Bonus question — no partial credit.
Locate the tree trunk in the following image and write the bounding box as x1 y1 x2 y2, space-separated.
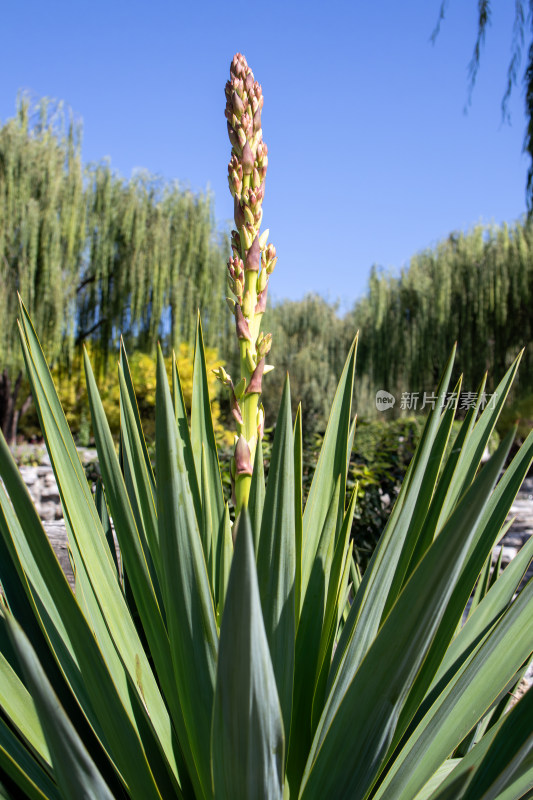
0 369 32 445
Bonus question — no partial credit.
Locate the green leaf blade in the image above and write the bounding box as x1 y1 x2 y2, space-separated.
301 337 357 602
190 315 224 597
257 376 296 748
301 441 509 800
156 346 218 800
212 511 284 800
6 616 116 800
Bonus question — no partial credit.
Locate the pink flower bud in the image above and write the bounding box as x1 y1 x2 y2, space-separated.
241 141 254 175
235 435 253 476
232 91 244 117
231 398 243 425
227 122 239 148
245 358 265 395
229 253 244 280
255 283 268 313
265 243 276 261
231 231 240 252
246 236 261 271
234 197 245 229
241 113 252 139
235 304 252 341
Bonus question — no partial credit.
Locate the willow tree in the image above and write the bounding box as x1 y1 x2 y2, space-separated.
0 100 85 443
353 220 533 404
0 99 230 443
260 294 351 432
79 166 229 365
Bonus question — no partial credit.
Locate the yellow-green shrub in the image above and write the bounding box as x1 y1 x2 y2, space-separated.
23 343 232 447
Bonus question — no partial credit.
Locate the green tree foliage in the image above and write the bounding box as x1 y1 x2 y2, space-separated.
260 294 351 432
81 166 230 361
246 220 533 437
0 100 85 442
0 98 230 442
353 221 533 406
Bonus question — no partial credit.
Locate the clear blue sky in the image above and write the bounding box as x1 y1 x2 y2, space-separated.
1 1 528 312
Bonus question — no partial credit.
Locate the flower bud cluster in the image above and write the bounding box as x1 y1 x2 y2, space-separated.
225 60 276 316
263 243 277 275
256 332 272 360
225 53 269 256
227 253 244 305
222 54 277 508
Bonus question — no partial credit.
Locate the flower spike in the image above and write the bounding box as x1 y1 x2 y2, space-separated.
225 53 276 514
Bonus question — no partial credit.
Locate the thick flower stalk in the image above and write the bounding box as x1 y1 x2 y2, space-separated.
217 53 277 514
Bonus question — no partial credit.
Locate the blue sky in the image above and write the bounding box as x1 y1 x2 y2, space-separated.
1 1 529 311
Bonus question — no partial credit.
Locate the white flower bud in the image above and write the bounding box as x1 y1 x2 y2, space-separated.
245 347 256 373
259 229 270 249
257 268 268 293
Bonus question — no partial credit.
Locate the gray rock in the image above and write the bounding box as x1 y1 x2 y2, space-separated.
42 521 73 587
28 488 40 504
41 489 60 504
19 466 38 486
79 448 98 464
499 534 525 549
493 546 519 564
44 471 57 487
37 502 58 522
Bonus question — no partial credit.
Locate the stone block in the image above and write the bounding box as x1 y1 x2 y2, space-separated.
37 502 58 522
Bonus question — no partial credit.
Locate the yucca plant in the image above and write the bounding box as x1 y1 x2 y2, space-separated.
0 53 533 800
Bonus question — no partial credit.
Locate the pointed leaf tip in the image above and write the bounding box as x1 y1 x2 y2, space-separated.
212 511 285 798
